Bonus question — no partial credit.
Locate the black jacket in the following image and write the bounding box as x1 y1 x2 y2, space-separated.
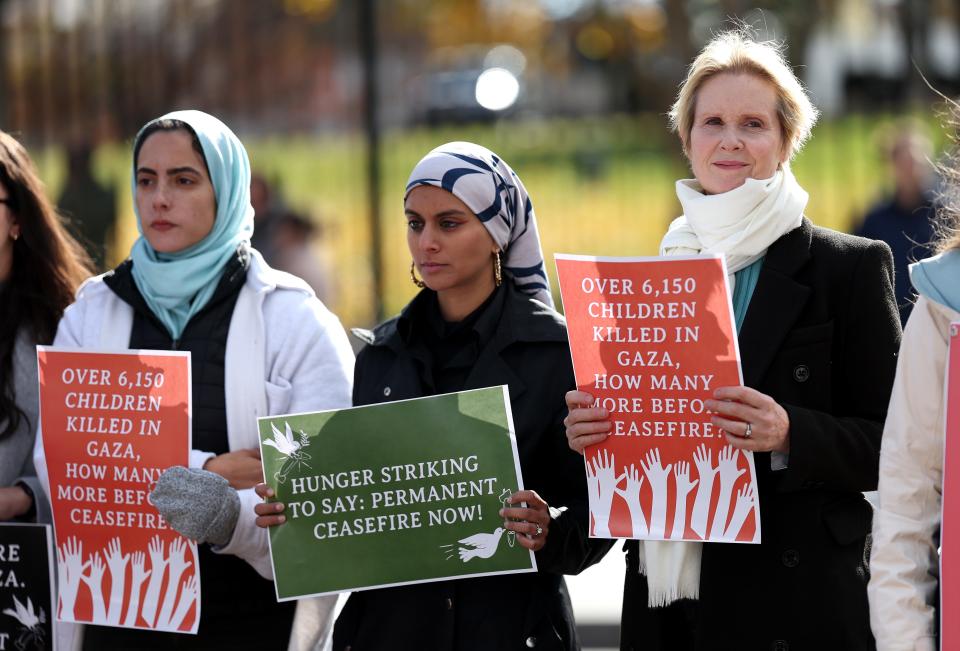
620 220 901 651
333 283 603 651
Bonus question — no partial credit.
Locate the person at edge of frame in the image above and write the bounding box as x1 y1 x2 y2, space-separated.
868 100 960 651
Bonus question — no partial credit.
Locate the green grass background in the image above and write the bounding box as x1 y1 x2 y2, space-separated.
31 113 950 328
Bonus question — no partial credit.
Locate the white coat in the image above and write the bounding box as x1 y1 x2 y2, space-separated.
33 250 354 651
869 295 960 651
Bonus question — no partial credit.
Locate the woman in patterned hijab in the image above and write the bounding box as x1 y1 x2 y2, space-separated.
256 141 600 651
403 141 553 307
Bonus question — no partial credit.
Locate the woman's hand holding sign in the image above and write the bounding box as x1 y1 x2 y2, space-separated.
204 448 264 490
500 490 551 552
705 386 790 454
563 390 610 453
254 483 286 528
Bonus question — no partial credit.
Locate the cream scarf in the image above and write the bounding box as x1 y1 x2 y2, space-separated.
661 166 808 293
639 166 807 607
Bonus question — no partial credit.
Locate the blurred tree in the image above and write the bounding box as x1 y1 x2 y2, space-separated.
0 0 359 143
899 0 933 101
0 0 9 127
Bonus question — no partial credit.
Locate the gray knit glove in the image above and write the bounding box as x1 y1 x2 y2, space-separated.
150 466 240 546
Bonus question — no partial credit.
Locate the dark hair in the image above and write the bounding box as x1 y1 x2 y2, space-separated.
133 119 208 174
0 131 94 439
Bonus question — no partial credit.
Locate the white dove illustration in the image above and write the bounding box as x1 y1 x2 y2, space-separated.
262 422 302 456
453 527 505 562
3 594 43 629
262 422 313 483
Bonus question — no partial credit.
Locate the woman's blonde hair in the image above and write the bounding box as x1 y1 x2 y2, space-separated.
669 29 819 161
936 99 960 252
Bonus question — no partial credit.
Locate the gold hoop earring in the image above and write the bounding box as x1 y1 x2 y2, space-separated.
410 261 426 288
494 251 502 287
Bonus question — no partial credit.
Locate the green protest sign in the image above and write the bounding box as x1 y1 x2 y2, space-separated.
257 385 536 600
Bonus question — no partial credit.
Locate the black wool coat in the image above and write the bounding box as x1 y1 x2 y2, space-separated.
333 283 604 651
619 219 902 651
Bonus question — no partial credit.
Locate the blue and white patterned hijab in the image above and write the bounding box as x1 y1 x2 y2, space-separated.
405 141 553 308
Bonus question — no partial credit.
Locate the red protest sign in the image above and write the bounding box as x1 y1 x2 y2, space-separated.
37 348 199 633
555 254 760 543
942 324 960 647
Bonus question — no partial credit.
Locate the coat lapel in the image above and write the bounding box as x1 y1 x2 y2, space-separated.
463 290 528 400
368 283 568 404
738 219 813 387
463 344 527 401
379 359 426 402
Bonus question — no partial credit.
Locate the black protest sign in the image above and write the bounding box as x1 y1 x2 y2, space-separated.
0 524 55 651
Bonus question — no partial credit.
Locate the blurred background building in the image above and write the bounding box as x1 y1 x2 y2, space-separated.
1 3 956 643
2 0 958 326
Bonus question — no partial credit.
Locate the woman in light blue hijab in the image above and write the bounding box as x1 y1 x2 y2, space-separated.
128 109 255 341
35 110 355 650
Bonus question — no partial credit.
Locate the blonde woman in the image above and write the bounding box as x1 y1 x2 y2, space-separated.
564 30 901 650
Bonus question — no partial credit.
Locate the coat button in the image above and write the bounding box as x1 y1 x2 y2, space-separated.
446 597 453 610
383 386 391 397
792 365 810 382
781 549 800 568
772 640 789 651
525 637 537 648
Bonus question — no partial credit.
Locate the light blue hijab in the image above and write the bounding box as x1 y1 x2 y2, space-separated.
129 110 254 340
910 248 960 313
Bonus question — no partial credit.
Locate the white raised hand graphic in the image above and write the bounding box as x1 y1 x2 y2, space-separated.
670 461 699 540
640 449 672 537
141 536 169 628
79 552 107 623
57 537 89 620
156 537 192 629
123 551 152 628
103 537 129 625
613 464 648 537
724 483 757 540
586 449 623 538
690 444 718 540
170 574 199 630
709 445 746 539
